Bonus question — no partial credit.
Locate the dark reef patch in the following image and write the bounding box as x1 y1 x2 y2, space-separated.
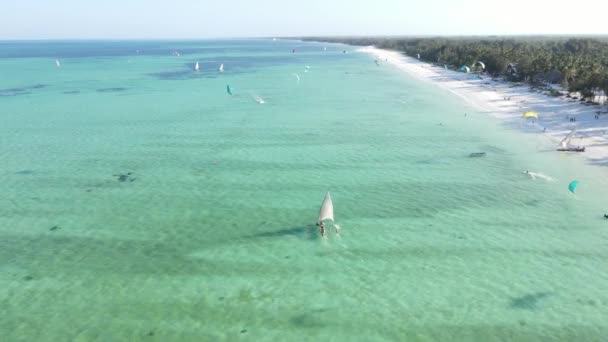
0 84 47 96
149 70 219 81
113 172 136 182
510 292 552 310
96 87 128 93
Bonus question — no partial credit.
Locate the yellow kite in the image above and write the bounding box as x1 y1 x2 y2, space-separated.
522 111 538 119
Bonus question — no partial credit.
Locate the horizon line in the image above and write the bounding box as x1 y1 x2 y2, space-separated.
1 33 608 42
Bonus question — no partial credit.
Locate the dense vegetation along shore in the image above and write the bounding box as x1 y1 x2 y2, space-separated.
305 37 608 102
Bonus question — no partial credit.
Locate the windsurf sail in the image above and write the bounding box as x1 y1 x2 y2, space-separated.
55 59 61 68
219 64 224 72
226 85 233 95
194 62 200 71
559 129 577 149
318 192 334 223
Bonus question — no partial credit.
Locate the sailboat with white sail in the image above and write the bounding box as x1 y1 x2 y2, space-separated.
557 128 585 152
318 192 334 224
194 62 200 71
318 192 339 236
219 64 224 72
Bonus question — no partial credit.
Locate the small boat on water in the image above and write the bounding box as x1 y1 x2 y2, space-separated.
317 192 338 237
194 62 200 71
219 64 224 72
318 192 334 225
557 128 585 152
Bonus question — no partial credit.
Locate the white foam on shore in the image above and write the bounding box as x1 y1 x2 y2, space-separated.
359 46 608 163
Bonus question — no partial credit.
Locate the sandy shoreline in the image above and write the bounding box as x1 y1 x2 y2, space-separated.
358 46 608 165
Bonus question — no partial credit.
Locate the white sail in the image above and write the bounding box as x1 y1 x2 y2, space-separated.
219 64 224 72
253 95 265 104
559 128 577 148
194 62 200 71
318 192 334 223
292 73 300 84
55 59 61 68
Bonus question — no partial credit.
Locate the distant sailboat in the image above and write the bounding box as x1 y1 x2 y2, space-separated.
55 59 61 68
557 128 585 152
194 62 200 71
219 64 224 72
292 73 300 84
318 192 334 225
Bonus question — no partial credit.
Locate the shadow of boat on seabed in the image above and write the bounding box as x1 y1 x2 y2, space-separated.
244 225 318 241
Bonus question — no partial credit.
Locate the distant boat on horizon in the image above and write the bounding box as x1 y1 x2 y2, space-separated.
219 63 224 72
194 62 200 71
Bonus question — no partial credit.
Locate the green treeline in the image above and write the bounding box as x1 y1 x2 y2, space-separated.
305 37 608 101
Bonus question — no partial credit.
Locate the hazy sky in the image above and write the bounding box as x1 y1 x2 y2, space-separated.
2 0 608 39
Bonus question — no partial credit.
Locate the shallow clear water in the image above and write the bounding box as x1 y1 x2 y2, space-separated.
2 40 608 341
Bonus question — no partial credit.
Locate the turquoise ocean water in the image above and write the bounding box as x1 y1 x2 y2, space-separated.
2 40 608 341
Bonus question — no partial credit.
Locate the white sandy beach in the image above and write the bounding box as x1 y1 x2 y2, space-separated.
359 46 608 165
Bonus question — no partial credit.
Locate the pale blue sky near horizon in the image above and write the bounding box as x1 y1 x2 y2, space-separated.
1 0 608 40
